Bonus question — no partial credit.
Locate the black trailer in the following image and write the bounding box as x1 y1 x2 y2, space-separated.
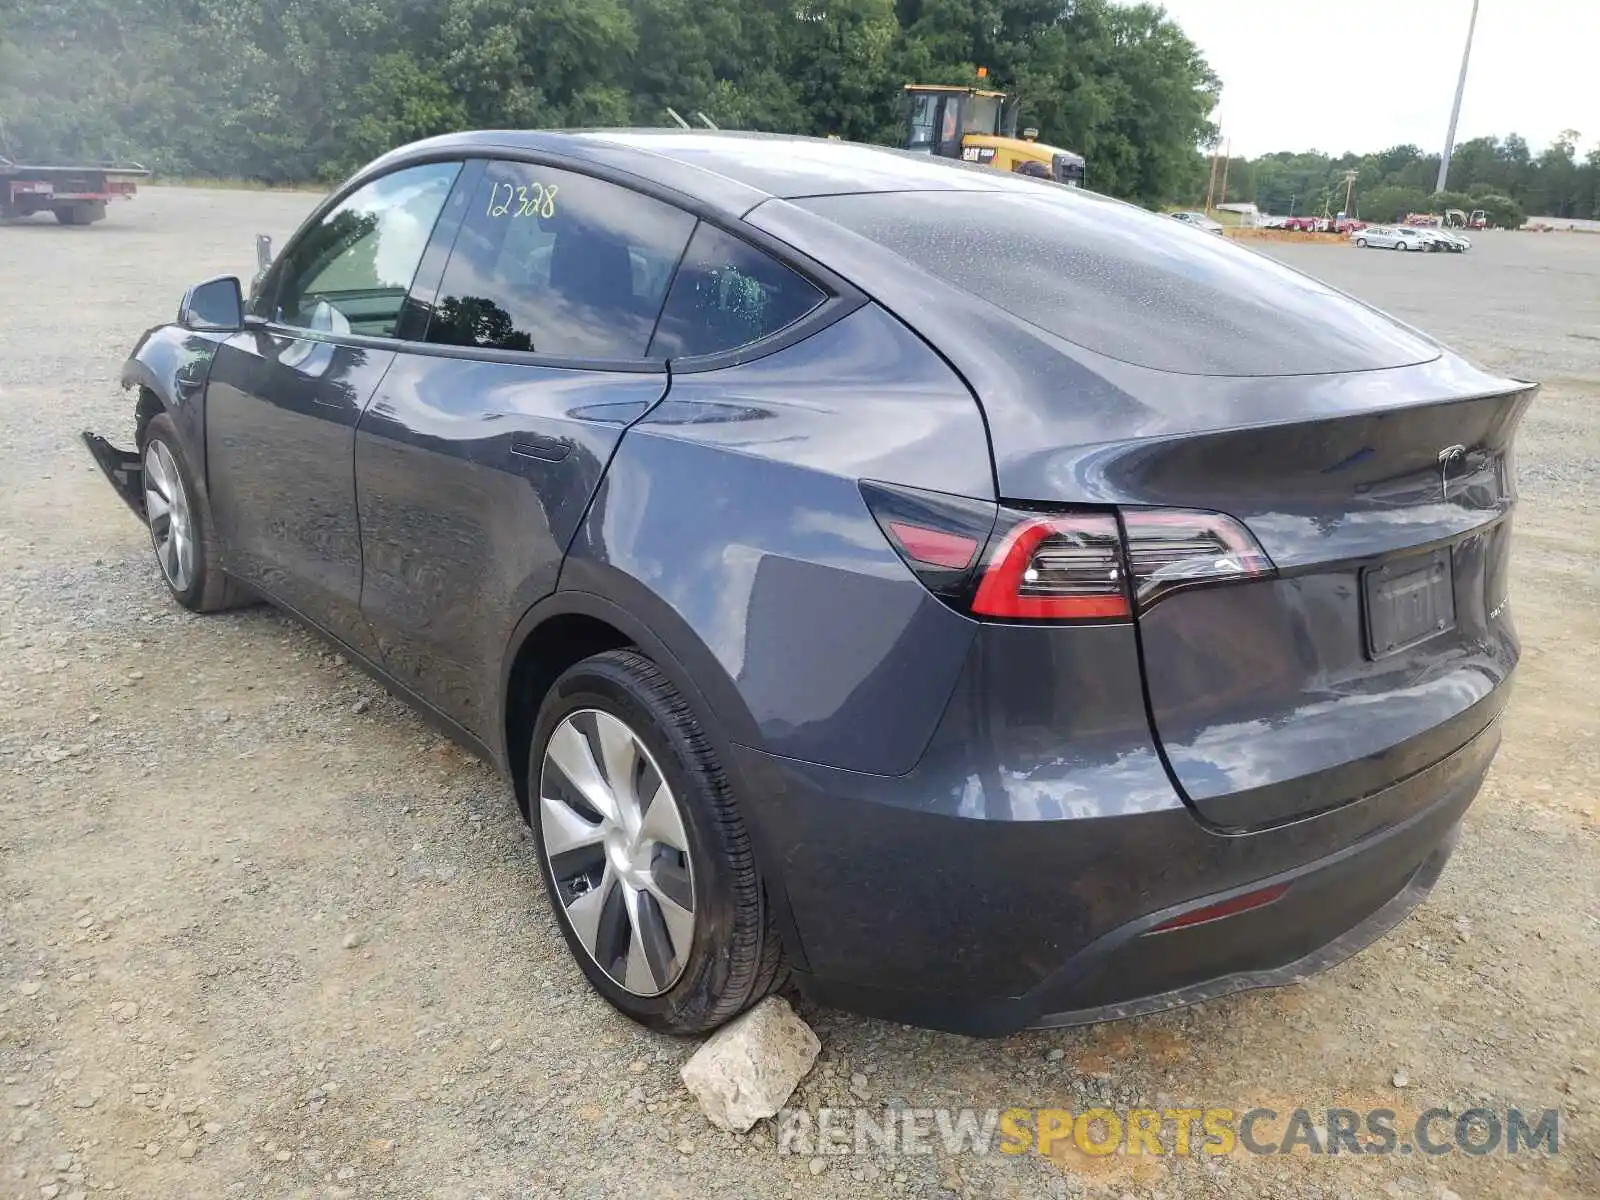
0 158 149 225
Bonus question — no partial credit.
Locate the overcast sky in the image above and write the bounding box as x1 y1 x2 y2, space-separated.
1152 0 1599 159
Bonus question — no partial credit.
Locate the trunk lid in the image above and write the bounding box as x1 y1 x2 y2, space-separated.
1110 380 1530 829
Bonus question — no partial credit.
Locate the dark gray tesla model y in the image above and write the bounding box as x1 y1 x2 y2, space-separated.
87 132 1532 1036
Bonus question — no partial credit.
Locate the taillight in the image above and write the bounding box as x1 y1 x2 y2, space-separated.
862 482 1274 622
1119 508 1274 609
970 513 1129 620
859 481 998 606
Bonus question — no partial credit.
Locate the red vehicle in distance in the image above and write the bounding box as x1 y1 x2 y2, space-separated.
1277 215 1365 234
0 157 148 225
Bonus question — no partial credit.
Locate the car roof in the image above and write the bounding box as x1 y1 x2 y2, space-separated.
375 128 1056 219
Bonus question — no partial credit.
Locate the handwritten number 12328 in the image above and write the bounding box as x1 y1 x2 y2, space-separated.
486 181 558 219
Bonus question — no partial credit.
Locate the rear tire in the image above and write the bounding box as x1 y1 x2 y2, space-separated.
53 202 105 226
138 413 252 613
529 649 786 1035
1356 238 1368 248
1394 241 1408 251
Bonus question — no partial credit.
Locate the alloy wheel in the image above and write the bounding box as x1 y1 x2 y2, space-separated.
143 439 195 593
539 709 697 997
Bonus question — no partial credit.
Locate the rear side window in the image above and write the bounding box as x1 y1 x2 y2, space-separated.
648 224 825 359
425 162 696 358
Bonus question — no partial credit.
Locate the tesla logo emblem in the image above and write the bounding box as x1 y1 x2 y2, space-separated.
1437 444 1467 500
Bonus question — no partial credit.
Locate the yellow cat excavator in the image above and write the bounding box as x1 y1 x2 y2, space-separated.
901 83 1086 186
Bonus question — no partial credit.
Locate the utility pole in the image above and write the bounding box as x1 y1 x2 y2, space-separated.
1205 143 1220 212
1342 169 1359 216
1218 139 1232 208
1436 0 1481 192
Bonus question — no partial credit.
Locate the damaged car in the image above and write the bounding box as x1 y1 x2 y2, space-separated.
89 132 1532 1036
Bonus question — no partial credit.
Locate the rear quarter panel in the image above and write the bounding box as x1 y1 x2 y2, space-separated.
562 303 994 775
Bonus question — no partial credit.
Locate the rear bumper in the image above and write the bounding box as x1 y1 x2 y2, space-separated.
745 714 1497 1036
1034 822 1455 1027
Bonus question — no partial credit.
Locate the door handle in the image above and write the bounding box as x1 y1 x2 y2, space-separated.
510 435 572 463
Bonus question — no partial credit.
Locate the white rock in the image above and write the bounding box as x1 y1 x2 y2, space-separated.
679 996 820 1132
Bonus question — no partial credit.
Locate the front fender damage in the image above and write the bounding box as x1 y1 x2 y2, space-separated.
81 431 146 523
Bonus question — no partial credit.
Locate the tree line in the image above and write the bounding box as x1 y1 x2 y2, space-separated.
1216 132 1600 227
0 0 1219 206
1 0 1588 223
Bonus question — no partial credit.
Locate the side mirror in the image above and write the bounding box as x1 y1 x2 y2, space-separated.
178 276 244 332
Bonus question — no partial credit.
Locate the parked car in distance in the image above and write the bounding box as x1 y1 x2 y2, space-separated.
87 131 1531 1038
1352 225 1432 251
1169 210 1224 234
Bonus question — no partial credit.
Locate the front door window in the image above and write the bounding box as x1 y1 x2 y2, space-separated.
267 161 461 338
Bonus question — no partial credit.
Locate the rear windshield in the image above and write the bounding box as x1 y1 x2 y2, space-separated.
796 190 1438 376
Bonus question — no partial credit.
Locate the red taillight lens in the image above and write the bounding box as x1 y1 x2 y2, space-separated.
884 521 980 570
859 481 999 609
971 513 1130 621
1120 508 1274 610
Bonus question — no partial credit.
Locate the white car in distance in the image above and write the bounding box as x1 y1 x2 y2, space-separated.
1352 225 1432 251
1169 210 1225 234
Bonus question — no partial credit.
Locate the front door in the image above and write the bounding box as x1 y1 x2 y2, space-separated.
204 160 462 656
354 159 699 737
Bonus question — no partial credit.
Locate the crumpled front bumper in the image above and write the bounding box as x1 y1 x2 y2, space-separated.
81 431 145 521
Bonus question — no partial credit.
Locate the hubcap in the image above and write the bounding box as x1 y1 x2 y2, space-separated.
143 440 195 593
538 709 696 997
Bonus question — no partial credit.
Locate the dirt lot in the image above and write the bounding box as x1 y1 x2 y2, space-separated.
2 189 1597 1200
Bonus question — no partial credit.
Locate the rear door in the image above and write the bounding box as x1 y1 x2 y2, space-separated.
205 160 462 656
353 159 696 737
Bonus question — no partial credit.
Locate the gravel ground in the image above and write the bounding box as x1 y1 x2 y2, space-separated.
1 189 1597 1200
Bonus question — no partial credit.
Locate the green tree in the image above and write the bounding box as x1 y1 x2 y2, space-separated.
2 0 1580 220
1361 185 1428 223
1473 193 1526 229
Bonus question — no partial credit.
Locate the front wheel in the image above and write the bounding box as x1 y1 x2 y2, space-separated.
139 413 250 612
1356 237 1368 247
530 649 786 1034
